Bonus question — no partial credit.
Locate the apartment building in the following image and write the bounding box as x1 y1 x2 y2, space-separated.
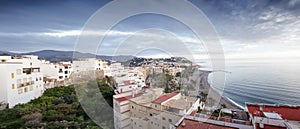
0 55 44 108
40 60 73 81
105 63 128 78
73 58 107 73
113 87 200 129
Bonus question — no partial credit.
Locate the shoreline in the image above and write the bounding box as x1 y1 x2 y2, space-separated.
198 69 244 110
222 96 245 110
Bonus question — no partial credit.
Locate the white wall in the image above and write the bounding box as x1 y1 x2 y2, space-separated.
40 61 73 81
73 58 106 73
0 56 44 108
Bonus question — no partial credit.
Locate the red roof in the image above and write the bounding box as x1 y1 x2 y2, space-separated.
118 80 135 87
119 80 135 86
115 93 143 102
153 92 180 104
142 86 151 89
177 119 236 129
190 111 196 116
246 103 300 121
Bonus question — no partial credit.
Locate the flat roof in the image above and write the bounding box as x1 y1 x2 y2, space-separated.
284 121 300 129
176 119 237 129
246 103 300 121
263 112 283 119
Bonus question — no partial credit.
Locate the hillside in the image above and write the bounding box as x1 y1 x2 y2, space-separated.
0 50 135 63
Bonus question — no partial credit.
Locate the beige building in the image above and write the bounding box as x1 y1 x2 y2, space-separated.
113 87 200 129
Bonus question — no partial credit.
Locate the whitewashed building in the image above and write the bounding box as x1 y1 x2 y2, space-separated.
0 55 44 108
73 58 108 73
40 60 73 81
104 63 127 77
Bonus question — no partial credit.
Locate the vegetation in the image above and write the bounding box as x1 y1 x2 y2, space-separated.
0 78 115 129
0 53 10 56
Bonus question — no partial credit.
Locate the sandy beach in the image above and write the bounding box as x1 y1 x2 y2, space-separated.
198 70 244 110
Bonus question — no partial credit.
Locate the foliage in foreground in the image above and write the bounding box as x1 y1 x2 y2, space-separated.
0 79 114 129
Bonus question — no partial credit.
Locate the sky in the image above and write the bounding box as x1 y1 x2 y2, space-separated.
0 0 300 60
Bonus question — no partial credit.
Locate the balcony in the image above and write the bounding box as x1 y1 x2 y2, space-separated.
26 81 34 86
17 81 34 88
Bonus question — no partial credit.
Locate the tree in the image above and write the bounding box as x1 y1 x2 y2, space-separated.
0 53 10 56
221 103 227 108
175 72 181 77
200 92 208 102
22 113 42 128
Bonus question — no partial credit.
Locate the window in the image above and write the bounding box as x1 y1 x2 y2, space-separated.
162 117 165 120
16 69 22 75
23 78 27 85
11 73 14 79
18 88 23 94
132 106 134 109
168 119 172 122
162 126 166 129
149 113 153 116
24 87 28 92
29 86 33 91
12 84 15 89
17 79 22 88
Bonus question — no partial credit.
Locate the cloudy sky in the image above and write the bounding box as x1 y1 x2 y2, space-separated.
0 0 300 59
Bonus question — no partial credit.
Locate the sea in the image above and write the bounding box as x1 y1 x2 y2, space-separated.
199 58 300 108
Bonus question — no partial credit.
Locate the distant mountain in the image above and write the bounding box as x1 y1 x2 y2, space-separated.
0 51 18 56
24 50 96 62
0 50 136 63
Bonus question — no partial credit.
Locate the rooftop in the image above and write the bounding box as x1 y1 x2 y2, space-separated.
170 98 191 110
152 92 180 104
284 121 300 129
176 119 237 129
246 103 300 121
115 93 144 102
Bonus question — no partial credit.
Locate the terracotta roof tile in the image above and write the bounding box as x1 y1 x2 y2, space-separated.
246 104 300 121
153 92 179 104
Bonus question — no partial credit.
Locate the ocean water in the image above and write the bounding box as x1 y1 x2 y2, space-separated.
203 58 300 107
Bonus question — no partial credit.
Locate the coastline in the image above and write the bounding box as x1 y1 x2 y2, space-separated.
198 69 244 110
221 96 245 110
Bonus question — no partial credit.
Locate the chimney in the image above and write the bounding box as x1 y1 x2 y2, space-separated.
259 105 263 111
132 88 135 97
181 121 186 127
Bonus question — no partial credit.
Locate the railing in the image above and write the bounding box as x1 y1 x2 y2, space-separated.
17 81 35 88
17 83 22 87
26 81 34 85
